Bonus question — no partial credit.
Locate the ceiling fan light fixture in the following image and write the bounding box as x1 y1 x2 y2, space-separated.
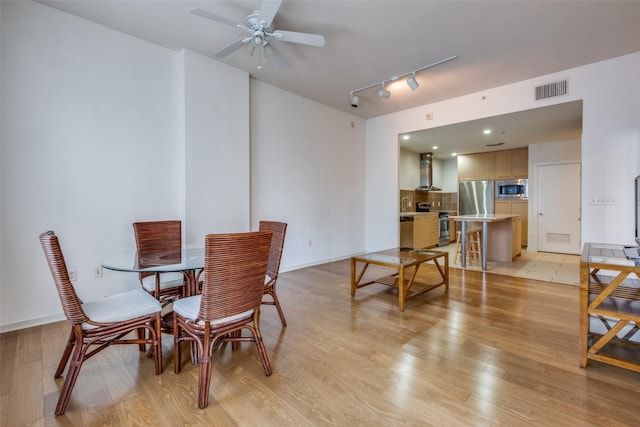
378 84 391 99
245 43 257 56
407 74 419 91
263 42 274 58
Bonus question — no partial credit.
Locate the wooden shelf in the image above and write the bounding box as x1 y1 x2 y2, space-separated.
579 243 640 373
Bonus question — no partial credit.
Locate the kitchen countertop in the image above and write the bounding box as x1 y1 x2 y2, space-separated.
399 211 438 217
399 211 456 217
450 213 520 222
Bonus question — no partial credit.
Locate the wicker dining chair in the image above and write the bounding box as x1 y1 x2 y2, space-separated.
39 231 163 415
258 221 288 327
173 231 273 409
133 220 186 303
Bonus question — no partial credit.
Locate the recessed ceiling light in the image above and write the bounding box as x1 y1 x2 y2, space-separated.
432 146 438 150
402 135 410 140
483 129 492 135
451 153 458 157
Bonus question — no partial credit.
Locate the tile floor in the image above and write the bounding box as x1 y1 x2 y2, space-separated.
438 242 581 286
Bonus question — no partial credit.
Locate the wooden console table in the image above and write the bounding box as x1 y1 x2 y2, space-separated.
579 243 640 372
350 248 448 311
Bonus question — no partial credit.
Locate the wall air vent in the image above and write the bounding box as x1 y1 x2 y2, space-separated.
535 80 567 100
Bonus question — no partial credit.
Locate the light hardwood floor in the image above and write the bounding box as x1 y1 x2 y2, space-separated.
2 259 639 426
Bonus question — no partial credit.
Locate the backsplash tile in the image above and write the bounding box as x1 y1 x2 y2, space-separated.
400 190 458 212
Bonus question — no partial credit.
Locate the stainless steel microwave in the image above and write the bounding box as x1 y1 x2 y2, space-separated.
496 179 528 200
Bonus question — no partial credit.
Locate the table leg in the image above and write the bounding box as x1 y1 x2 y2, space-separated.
461 221 467 268
398 266 405 312
351 258 356 297
481 221 488 271
183 270 197 296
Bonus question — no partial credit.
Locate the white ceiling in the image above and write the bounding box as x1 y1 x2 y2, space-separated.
37 0 640 157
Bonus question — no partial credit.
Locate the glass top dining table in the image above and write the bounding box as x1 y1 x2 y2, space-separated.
101 244 204 295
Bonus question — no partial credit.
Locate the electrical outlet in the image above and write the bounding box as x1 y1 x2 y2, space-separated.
94 265 103 278
68 269 77 281
590 196 617 205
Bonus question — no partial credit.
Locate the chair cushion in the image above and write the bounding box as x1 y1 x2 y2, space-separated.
141 272 185 293
173 295 254 326
82 289 161 329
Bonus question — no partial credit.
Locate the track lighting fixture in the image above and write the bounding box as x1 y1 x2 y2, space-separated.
407 73 419 91
350 93 359 108
348 55 458 108
378 83 391 99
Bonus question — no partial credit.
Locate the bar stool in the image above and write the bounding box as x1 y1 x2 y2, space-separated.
455 229 482 264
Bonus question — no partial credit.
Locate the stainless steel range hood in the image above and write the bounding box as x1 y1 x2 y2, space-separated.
415 152 441 192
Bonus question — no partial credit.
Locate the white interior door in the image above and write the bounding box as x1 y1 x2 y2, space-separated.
537 162 581 254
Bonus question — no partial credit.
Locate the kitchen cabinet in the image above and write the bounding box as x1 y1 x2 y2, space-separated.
494 151 511 179
399 213 439 250
495 200 528 247
457 152 495 181
400 212 440 249
456 155 475 181
458 148 528 181
414 214 439 249
495 148 528 179
512 216 522 258
511 148 528 178
475 152 494 180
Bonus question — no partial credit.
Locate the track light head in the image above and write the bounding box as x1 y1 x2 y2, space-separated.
378 83 391 99
350 93 359 108
407 74 419 91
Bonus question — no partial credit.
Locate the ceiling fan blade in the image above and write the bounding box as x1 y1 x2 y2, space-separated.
257 0 282 28
272 30 325 47
264 42 288 69
189 8 247 30
214 38 248 58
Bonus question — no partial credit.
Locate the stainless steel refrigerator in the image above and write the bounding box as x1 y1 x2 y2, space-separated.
458 180 494 215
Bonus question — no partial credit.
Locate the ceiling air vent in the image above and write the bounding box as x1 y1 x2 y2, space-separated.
535 80 567 100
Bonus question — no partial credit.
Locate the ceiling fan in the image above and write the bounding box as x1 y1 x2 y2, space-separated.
190 0 325 69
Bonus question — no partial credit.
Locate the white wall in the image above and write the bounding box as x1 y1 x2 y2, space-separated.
1 1 182 329
398 151 457 192
182 50 251 242
250 81 366 270
0 1 368 331
441 158 458 193
0 2 252 331
365 52 640 252
398 149 419 190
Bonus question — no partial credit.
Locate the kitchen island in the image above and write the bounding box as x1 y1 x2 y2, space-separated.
450 214 522 270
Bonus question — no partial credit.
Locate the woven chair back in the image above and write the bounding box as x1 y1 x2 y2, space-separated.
39 231 89 325
133 220 181 278
198 231 272 321
133 220 182 254
258 221 287 280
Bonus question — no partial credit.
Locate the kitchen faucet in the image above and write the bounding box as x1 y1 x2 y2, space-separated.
401 196 412 213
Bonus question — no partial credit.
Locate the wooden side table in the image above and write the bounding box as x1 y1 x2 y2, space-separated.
350 248 448 311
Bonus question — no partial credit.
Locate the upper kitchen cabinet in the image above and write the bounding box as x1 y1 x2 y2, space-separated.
458 148 528 181
457 152 495 181
511 148 529 178
494 148 529 179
